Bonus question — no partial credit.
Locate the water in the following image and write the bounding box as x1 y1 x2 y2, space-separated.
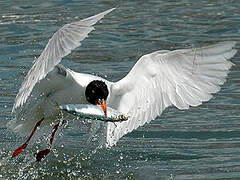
0 0 240 179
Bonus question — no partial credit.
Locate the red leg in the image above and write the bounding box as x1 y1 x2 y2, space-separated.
35 123 59 162
12 117 44 157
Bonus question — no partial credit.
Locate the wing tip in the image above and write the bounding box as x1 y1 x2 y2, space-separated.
221 41 237 52
80 7 116 26
215 41 237 48
100 8 116 16
227 41 237 47
231 48 238 58
104 7 116 14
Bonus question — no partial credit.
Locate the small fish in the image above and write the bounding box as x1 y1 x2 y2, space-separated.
59 104 129 122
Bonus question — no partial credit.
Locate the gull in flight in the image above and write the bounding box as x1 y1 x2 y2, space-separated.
8 8 237 161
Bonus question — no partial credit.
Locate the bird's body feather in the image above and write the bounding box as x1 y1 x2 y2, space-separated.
8 65 110 133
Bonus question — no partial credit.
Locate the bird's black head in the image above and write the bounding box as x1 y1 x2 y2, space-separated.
85 80 109 105
85 80 109 117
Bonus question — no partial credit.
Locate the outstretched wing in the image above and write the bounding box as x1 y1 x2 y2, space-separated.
107 41 237 147
12 8 115 112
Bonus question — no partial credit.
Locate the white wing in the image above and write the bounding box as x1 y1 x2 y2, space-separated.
12 8 115 112
107 41 237 147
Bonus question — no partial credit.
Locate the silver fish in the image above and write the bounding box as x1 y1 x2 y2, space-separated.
59 104 128 122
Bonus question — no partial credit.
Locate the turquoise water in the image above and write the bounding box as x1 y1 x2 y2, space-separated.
0 0 240 179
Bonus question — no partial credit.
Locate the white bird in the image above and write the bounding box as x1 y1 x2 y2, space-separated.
8 8 237 161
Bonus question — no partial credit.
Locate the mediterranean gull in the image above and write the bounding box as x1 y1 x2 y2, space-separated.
8 8 237 161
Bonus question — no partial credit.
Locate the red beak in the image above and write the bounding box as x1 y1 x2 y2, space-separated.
97 100 107 118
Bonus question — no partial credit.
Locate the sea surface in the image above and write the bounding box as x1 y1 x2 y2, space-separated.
0 0 240 179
